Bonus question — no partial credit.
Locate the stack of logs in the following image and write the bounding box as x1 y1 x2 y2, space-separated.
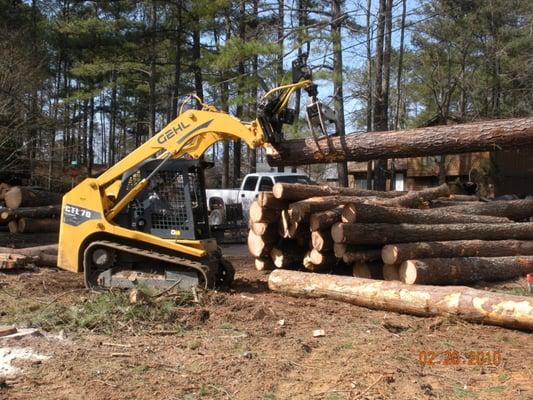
248 182 533 286
0 184 62 234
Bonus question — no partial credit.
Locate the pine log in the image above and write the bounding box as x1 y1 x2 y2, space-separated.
249 201 279 223
399 256 533 285
257 192 287 210
272 182 404 201
448 194 481 201
247 230 276 258
290 196 374 223
4 187 62 209
383 264 400 281
267 117 533 167
268 269 533 331
255 258 275 271
343 249 382 264
311 230 333 252
333 243 371 258
331 222 533 245
303 251 336 272
0 244 58 256
250 222 278 237
382 240 533 265
438 199 533 221
341 202 510 225
377 184 450 208
0 183 11 201
0 205 62 222
18 218 60 233
352 262 384 279
430 200 480 208
8 221 18 233
270 244 306 268
309 206 343 231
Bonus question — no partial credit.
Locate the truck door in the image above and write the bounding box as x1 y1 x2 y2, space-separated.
240 176 259 219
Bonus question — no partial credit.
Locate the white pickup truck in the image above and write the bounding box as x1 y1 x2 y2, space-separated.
206 172 312 226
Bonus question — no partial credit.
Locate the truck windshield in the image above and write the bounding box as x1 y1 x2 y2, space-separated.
274 175 312 184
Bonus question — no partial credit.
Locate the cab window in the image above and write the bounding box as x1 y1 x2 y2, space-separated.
242 176 258 191
258 177 274 191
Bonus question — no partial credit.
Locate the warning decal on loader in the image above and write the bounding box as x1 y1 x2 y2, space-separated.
63 204 101 226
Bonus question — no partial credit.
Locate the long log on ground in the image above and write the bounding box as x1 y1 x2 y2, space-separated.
272 182 404 201
0 244 58 255
331 222 533 245
377 184 450 208
382 240 533 265
267 117 533 166
270 243 306 268
342 202 510 225
399 256 533 285
18 218 60 233
249 201 279 223
383 264 400 281
268 269 533 331
4 187 62 209
255 258 275 271
309 206 343 231
343 249 382 264
257 192 287 209
247 230 276 258
0 205 61 222
311 230 333 252
438 199 533 221
352 262 383 279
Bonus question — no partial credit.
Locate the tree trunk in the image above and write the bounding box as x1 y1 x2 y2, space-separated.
394 0 406 130
343 248 382 264
276 0 285 173
310 206 343 231
382 240 533 265
5 187 62 209
365 0 373 189
331 222 533 245
400 256 533 285
352 262 383 279
377 183 449 208
439 199 533 221
18 218 60 233
266 117 533 166
171 1 182 119
0 205 61 222
290 196 375 222
249 202 279 223
268 269 533 331
311 230 333 252
272 182 403 201
341 202 510 225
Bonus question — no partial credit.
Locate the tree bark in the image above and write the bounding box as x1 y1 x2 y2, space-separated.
382 240 533 265
289 196 375 222
266 117 533 166
272 182 403 201
341 202 510 225
4 187 62 209
0 205 61 222
439 199 533 221
377 183 450 208
343 248 382 264
310 206 343 231
352 262 383 279
400 256 533 285
268 269 533 331
331 222 533 245
18 218 60 233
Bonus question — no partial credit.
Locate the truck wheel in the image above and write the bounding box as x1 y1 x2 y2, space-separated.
209 208 225 226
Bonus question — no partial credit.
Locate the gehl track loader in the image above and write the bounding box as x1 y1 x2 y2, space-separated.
57 55 337 290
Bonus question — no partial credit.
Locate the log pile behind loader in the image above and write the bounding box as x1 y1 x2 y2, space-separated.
0 185 62 234
249 182 533 330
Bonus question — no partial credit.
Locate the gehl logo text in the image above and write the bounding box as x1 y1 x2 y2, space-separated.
157 121 191 144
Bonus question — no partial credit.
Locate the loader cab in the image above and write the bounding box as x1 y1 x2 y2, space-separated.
115 159 210 240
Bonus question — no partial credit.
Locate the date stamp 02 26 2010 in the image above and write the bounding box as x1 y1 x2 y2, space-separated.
418 351 502 367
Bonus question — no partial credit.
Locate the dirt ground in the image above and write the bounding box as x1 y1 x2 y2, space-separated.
0 239 532 400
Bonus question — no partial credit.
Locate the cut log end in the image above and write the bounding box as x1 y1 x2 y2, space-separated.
399 260 418 284
382 245 399 265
